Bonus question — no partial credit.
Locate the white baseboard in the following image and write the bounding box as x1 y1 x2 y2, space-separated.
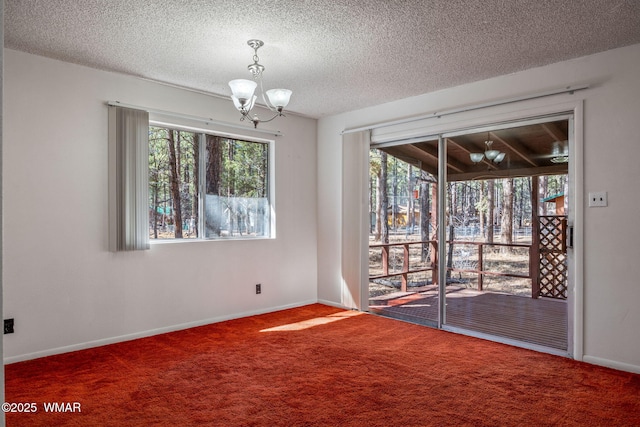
4 299 317 364
582 355 640 374
316 299 353 310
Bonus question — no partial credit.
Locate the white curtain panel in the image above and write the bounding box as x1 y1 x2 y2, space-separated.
108 106 150 251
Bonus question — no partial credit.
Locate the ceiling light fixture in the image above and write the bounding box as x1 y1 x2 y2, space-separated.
469 152 485 163
470 134 505 164
550 141 569 163
228 40 292 128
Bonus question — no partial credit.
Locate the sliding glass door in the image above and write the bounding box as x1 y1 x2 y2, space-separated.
367 114 573 353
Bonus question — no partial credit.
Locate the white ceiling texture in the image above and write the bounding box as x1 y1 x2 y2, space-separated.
5 0 640 118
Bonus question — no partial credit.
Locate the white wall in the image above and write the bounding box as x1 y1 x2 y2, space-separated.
318 43 640 373
1 3 6 424
3 49 318 362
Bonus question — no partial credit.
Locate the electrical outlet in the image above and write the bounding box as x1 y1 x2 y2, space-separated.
588 191 608 207
256 283 262 294
4 318 15 334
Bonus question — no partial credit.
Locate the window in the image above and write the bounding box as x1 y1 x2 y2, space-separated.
148 125 272 240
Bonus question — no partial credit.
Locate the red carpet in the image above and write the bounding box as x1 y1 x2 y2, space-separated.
5 304 640 426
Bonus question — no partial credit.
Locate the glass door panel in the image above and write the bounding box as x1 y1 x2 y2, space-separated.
367 138 440 326
442 121 569 351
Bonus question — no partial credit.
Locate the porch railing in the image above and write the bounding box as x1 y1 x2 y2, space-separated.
369 240 438 292
369 240 532 293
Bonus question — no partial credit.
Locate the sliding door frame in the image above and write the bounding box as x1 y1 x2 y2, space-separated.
437 136 447 329
364 100 584 360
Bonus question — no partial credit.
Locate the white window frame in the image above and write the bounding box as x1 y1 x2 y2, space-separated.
149 120 276 243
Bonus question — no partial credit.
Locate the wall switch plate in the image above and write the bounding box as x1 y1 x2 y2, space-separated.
256 283 262 294
588 191 608 207
4 318 14 334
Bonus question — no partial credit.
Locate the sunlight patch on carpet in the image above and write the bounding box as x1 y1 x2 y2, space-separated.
260 311 363 332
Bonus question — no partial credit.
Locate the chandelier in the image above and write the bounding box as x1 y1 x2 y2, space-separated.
228 40 292 128
470 134 505 164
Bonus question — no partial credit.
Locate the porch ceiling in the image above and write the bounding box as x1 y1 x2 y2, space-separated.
379 120 569 182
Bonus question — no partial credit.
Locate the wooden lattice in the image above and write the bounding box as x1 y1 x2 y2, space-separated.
538 216 567 299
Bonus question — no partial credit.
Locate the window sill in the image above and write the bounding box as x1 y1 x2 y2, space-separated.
149 236 274 245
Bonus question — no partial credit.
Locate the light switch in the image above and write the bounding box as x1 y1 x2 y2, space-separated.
588 191 608 207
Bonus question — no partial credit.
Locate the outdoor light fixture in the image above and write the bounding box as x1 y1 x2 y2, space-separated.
550 141 569 163
470 135 506 164
228 39 292 128
469 152 485 163
484 140 502 162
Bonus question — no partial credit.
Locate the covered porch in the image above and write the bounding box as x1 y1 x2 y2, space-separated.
368 118 571 352
369 286 567 350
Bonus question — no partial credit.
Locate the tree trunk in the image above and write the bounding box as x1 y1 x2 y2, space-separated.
517 178 523 228
228 142 235 196
420 179 430 262
380 152 389 244
193 135 200 237
446 184 455 280
167 129 183 238
446 225 454 280
369 174 375 234
526 176 532 219
406 165 414 236
430 182 438 285
152 180 159 239
391 157 397 232
461 182 467 224
375 172 382 241
449 182 457 227
479 181 485 238
500 178 514 252
540 175 548 214
487 179 494 243
205 135 223 236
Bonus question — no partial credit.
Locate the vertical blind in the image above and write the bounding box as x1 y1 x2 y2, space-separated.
109 106 150 251
341 130 371 309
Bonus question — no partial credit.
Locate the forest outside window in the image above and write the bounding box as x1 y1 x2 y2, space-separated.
149 126 272 240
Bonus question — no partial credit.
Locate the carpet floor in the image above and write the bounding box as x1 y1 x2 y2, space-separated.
5 303 640 426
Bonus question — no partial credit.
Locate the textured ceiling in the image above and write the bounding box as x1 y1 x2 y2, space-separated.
5 0 640 118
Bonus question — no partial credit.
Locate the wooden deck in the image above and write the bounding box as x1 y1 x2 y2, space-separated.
369 286 567 351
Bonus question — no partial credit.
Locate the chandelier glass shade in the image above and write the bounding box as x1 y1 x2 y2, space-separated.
229 79 257 111
469 152 485 163
265 88 293 108
484 146 500 161
228 40 292 128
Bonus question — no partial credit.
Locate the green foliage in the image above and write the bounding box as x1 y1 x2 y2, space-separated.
545 175 566 196
369 149 382 176
475 195 489 214
216 138 268 198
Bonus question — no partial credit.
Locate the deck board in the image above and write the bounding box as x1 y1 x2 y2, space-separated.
369 287 567 350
